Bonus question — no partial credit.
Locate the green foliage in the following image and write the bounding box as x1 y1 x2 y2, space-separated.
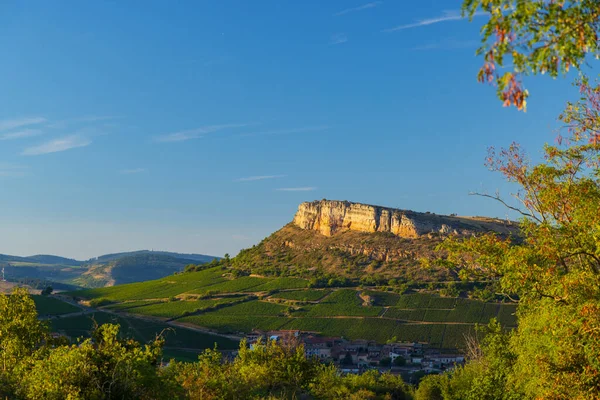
428 80 600 397
88 298 114 308
393 356 406 367
18 323 174 400
379 357 391 367
164 340 413 400
40 286 53 296
0 288 49 396
463 0 600 109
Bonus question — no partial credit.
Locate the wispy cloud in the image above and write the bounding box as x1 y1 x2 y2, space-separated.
236 175 286 182
329 33 348 45
383 10 486 32
46 116 120 129
276 187 317 192
22 135 91 156
0 164 28 178
120 168 146 175
0 129 43 141
0 117 46 132
334 1 382 16
155 123 249 143
236 126 329 138
411 39 479 51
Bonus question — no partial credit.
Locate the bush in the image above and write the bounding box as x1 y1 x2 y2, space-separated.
89 298 113 308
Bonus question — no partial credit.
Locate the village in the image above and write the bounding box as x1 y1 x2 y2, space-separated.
243 330 465 382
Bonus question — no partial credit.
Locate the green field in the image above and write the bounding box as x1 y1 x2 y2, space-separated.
272 289 331 302
51 311 239 351
32 295 81 316
68 270 518 349
306 289 383 317
120 297 248 319
69 268 311 301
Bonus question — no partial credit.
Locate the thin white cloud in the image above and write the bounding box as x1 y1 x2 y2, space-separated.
0 164 28 178
276 187 317 192
155 123 249 143
236 126 329 138
22 135 91 156
0 117 46 132
120 168 146 175
0 129 43 141
46 116 120 129
329 33 348 45
236 175 286 182
334 1 382 16
383 10 486 32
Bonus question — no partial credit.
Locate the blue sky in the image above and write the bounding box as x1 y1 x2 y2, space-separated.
0 1 581 259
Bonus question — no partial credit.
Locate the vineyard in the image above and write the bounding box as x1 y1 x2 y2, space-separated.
63 266 518 350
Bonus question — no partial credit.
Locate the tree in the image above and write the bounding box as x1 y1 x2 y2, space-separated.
393 356 406 367
437 79 600 397
379 357 392 367
342 352 354 366
18 323 173 400
0 288 49 397
40 286 53 296
463 0 600 110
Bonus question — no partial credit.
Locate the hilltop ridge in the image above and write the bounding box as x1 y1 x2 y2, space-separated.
231 199 520 282
294 199 517 238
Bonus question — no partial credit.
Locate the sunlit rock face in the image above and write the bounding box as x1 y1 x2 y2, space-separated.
293 199 516 238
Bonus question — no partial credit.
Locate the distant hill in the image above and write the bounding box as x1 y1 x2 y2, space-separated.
88 250 217 264
75 253 203 287
26 255 82 266
0 250 218 289
0 253 81 266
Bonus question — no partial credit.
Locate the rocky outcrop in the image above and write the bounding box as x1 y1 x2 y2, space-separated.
293 199 516 239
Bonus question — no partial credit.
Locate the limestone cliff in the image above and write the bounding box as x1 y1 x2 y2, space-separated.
293 199 517 239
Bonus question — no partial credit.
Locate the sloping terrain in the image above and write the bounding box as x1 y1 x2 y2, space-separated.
76 253 201 287
231 223 455 281
68 266 517 350
229 200 519 282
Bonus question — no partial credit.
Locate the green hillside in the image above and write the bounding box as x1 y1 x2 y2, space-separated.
69 266 517 350
75 253 202 287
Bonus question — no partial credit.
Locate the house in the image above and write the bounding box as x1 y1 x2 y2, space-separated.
357 352 370 366
431 354 465 365
304 336 332 360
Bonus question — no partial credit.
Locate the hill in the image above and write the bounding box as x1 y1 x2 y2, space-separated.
88 250 217 264
0 253 81 265
68 266 517 350
75 253 202 287
229 200 519 283
0 250 218 289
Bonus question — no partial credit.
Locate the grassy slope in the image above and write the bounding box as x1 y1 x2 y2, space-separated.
68 267 517 349
51 311 239 350
32 295 81 316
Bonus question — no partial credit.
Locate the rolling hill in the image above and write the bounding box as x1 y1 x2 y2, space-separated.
67 265 517 350
0 250 218 289
75 253 202 287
